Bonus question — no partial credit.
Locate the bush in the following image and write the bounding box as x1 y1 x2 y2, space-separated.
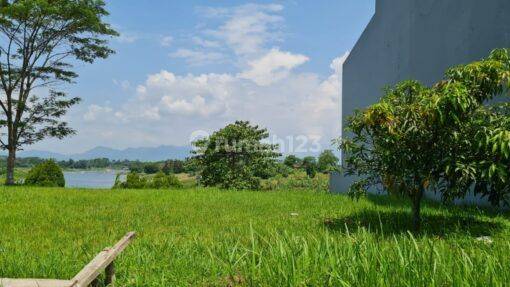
24 160 65 187
114 172 182 189
261 171 328 192
150 172 183 189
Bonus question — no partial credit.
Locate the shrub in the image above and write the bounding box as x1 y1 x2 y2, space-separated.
125 172 147 189
150 172 183 189
261 171 328 192
114 172 182 189
24 160 65 187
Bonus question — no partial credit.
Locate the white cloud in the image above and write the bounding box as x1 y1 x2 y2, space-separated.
113 79 132 91
83 105 113 122
160 35 173 47
117 33 138 44
169 49 225 65
84 51 346 148
192 37 220 48
200 3 284 56
119 71 235 120
239 48 309 86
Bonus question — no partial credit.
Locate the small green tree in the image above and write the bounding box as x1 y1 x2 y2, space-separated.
192 121 280 190
301 156 317 178
25 160 65 187
341 48 510 231
0 0 118 184
317 150 339 173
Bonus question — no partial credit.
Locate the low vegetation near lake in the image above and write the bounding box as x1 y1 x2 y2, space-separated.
1 187 509 286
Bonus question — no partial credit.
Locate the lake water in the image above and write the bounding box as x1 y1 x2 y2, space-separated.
64 170 122 189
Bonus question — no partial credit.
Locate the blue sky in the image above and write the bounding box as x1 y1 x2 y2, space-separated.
33 0 374 154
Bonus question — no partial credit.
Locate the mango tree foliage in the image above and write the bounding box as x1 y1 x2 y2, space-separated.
0 0 117 184
341 49 510 231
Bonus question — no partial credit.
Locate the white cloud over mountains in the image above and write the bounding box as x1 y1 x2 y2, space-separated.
67 3 347 153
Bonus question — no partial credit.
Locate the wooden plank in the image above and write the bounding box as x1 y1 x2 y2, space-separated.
0 278 74 287
71 232 135 287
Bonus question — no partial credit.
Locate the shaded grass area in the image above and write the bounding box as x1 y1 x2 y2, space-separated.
0 187 509 286
324 194 506 237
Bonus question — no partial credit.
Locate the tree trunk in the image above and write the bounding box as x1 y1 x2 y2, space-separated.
5 147 16 185
411 188 424 232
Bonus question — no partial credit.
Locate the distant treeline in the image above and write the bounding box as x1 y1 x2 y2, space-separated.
0 156 193 174
1 150 339 177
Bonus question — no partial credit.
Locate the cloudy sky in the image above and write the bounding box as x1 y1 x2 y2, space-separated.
31 0 374 154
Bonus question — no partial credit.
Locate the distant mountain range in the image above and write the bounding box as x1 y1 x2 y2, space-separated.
14 145 192 161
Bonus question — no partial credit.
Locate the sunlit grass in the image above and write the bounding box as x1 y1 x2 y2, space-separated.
0 187 508 286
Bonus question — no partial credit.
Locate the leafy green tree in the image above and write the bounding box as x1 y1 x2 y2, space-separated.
438 49 510 205
317 150 339 173
25 160 65 187
192 121 280 190
283 155 301 168
341 48 510 231
0 0 118 184
301 156 317 178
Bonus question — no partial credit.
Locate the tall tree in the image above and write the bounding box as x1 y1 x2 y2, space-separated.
0 0 117 184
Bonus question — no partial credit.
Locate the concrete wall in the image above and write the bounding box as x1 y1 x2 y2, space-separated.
331 0 510 201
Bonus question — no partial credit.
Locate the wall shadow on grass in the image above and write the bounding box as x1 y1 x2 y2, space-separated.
323 209 504 237
366 193 510 219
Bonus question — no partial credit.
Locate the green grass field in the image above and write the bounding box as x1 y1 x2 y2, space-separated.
0 187 509 286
